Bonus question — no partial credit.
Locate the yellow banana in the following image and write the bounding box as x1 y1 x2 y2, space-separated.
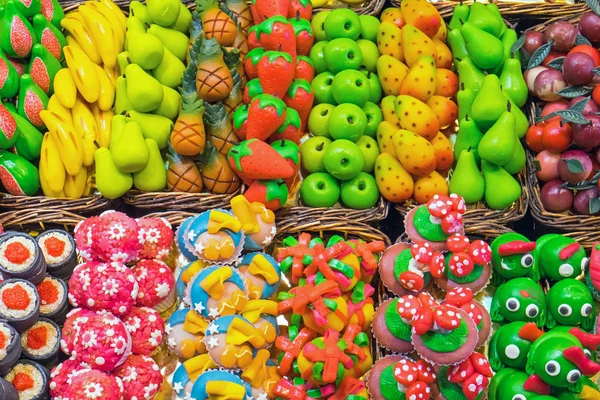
40 110 84 176
86 2 124 50
65 35 82 51
92 64 115 111
79 5 118 68
40 172 66 198
64 167 87 199
98 0 126 33
90 103 113 148
103 63 119 86
61 17 102 65
83 165 95 196
39 132 66 194
53 69 77 108
71 97 99 167
66 10 86 24
63 46 101 104
47 95 73 126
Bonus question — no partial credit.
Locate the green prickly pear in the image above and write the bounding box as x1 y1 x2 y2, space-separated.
28 43 61 94
39 0 65 29
32 14 66 61
18 73 48 129
0 1 37 59
0 51 19 98
13 0 41 18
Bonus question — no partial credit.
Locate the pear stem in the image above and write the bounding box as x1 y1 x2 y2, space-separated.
93 140 100 149
465 114 469 121
459 18 464 24
456 57 462 63
507 101 512 112
460 82 465 91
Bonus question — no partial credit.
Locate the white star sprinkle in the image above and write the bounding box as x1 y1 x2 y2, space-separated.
168 338 176 348
207 336 219 349
208 308 220 318
194 302 206 313
187 230 197 242
173 382 183 394
207 323 219 335
165 324 173 335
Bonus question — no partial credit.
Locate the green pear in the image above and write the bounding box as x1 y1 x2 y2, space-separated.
154 85 181 121
449 150 485 204
114 76 133 115
126 15 146 35
457 86 476 121
456 57 485 93
502 137 526 175
461 21 504 70
110 114 128 149
454 116 484 165
500 57 528 108
94 147 133 199
110 121 150 173
126 63 164 112
478 107 516 166
152 47 185 89
481 160 522 210
448 2 469 30
146 0 180 27
491 28 521 75
169 3 192 33
147 24 188 62
471 74 507 131
487 3 508 37
129 1 150 24
467 2 503 38
447 29 468 63
128 110 173 149
504 91 529 139
133 138 167 191
126 31 164 70
117 52 129 76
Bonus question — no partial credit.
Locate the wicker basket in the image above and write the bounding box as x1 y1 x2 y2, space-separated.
0 193 117 215
0 209 86 232
122 189 241 214
314 0 385 15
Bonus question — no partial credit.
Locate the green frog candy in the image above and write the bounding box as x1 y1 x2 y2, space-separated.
490 232 538 285
488 368 548 400
552 376 600 399
488 321 533 372
546 279 595 331
491 277 546 327
535 234 588 281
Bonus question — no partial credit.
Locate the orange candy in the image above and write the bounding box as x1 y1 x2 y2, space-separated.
2 285 31 310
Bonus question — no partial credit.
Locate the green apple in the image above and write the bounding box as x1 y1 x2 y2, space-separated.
300 136 332 173
324 38 363 74
324 8 362 40
323 139 365 180
309 41 329 75
311 11 330 42
341 172 379 209
355 135 380 172
362 101 383 138
300 172 340 208
359 15 380 42
328 104 367 142
332 70 371 107
363 71 383 104
357 39 379 73
312 71 336 105
308 104 335 138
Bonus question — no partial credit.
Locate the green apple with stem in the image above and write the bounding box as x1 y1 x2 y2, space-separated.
328 103 367 142
357 39 379 73
324 38 363 73
311 11 330 42
300 172 340 207
308 103 335 138
324 139 365 180
332 69 371 107
324 8 362 40
309 41 329 75
312 71 336 105
355 135 380 172
341 172 379 209
300 136 331 173
362 101 383 137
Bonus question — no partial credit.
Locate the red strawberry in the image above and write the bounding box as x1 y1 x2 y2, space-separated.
288 16 314 57
246 94 287 141
295 56 315 83
244 48 265 80
258 16 296 57
258 51 295 98
232 104 249 140
243 79 264 104
271 139 300 189
283 79 314 132
288 0 313 20
251 0 289 24
269 107 302 144
244 179 289 211
228 138 294 180
247 25 261 50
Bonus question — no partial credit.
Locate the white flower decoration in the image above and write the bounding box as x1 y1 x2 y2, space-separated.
155 282 170 298
109 224 126 241
102 279 120 296
84 382 104 399
81 331 98 349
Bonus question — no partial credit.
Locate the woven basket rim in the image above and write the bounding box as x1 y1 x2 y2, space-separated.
278 196 389 224
0 193 117 213
0 209 86 230
122 188 241 211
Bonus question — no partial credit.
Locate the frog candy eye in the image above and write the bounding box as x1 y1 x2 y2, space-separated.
526 304 539 318
559 263 575 277
545 360 560 376
581 303 593 317
521 254 533 268
567 369 581 383
558 304 572 317
512 395 526 400
506 297 520 312
581 257 590 272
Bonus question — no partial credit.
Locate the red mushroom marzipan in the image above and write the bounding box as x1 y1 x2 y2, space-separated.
447 234 470 253
468 240 492 265
445 287 474 307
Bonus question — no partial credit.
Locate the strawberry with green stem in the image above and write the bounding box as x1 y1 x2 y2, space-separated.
250 0 289 25
289 14 314 57
271 138 300 188
283 79 314 133
245 179 289 211
269 107 301 144
288 0 312 20
246 94 286 141
227 138 294 181
258 50 295 99
295 55 314 83
247 25 260 50
232 103 249 140
244 47 265 81
243 78 264 104
258 16 296 57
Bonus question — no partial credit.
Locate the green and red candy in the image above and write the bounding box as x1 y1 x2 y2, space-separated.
244 47 265 80
289 16 314 57
250 0 289 25
0 51 19 98
258 16 296 57
0 150 39 196
227 138 294 181
246 94 286 141
258 51 295 99
0 103 19 149
12 0 41 19
232 103 249 140
17 73 48 129
269 107 301 144
1 1 37 59
244 179 289 211
39 0 65 29
32 14 66 61
28 43 61 94
283 79 314 133
242 78 264 104
270 138 300 187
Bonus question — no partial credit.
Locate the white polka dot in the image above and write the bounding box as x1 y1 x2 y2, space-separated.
119 306 127 313
87 298 95 306
149 314 157 322
96 357 105 365
106 329 114 337
505 344 520 359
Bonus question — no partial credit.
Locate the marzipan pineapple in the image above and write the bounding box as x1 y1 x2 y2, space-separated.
195 34 233 103
197 141 240 194
203 101 239 156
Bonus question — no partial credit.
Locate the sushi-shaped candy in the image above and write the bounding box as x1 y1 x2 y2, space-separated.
0 377 18 400
203 315 266 369
60 308 96 356
49 358 92 399
121 306 165 356
230 195 277 251
71 311 131 372
190 369 252 400
0 233 47 285
36 230 77 280
113 354 162 400
74 217 100 262
91 211 142 263
184 210 245 264
21 318 61 366
172 354 218 399
62 369 123 400
37 276 68 324
166 308 208 359
0 321 21 376
4 360 50 400
136 217 174 260
236 253 280 300
0 279 40 332
131 260 176 313
241 300 279 349
186 265 247 319
176 260 208 299
68 262 138 316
